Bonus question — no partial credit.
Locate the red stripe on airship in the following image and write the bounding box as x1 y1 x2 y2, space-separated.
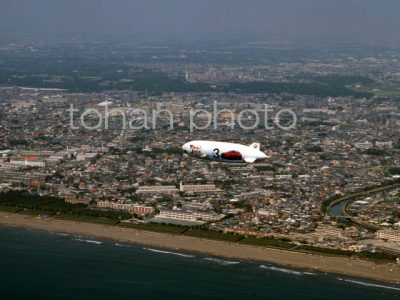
221 151 242 160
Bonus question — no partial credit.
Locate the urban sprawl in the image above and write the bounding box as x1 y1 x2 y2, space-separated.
1 40 400 259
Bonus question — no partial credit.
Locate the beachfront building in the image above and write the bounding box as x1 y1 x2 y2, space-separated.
375 229 400 243
97 201 154 215
157 209 224 222
310 224 344 242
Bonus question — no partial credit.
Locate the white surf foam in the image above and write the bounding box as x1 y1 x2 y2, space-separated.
74 238 102 245
143 248 194 258
114 243 130 248
203 257 240 265
303 272 317 276
52 233 69 237
337 278 400 291
259 265 310 276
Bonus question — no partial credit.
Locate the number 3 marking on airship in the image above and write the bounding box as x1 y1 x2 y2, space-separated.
213 148 220 159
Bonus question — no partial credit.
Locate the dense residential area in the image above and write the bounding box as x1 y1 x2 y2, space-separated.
1 40 400 259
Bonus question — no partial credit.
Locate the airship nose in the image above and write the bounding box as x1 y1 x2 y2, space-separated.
182 143 189 154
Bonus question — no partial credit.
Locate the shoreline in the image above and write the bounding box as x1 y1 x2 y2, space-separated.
1 212 400 285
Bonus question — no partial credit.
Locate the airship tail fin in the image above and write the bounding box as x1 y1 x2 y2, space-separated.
249 143 260 150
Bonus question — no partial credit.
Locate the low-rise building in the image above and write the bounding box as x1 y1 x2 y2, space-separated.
179 181 219 192
158 209 224 222
97 201 154 215
136 185 178 193
375 229 400 243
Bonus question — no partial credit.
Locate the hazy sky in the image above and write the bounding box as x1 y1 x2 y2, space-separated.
1 0 399 41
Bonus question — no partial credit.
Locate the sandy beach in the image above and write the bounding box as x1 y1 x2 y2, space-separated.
1 211 399 285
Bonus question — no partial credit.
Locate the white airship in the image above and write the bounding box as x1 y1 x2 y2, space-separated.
182 140 268 163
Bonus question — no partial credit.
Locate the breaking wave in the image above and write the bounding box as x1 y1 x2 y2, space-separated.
74 238 102 245
203 257 240 265
303 272 317 276
260 265 316 276
114 243 131 248
53 233 70 237
143 248 195 258
337 278 400 291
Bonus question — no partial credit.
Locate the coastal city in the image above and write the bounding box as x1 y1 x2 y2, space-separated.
4 1 400 299
1 38 400 262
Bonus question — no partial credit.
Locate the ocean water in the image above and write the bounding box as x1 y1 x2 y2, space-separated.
0 226 399 300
